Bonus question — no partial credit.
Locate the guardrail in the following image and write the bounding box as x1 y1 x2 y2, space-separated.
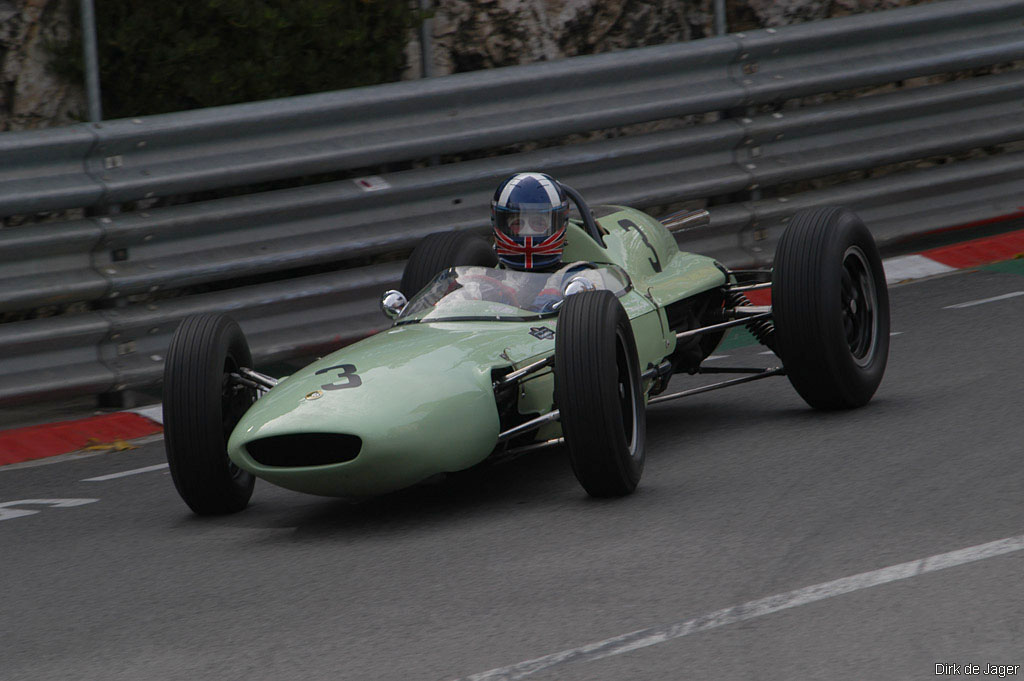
1 0 1023 405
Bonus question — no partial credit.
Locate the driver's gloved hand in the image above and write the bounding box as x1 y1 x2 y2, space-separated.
534 289 561 313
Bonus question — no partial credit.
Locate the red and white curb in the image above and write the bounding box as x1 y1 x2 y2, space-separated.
740 226 1024 305
883 254 956 284
884 227 1024 284
0 407 163 467
129 405 164 425
2 227 1022 469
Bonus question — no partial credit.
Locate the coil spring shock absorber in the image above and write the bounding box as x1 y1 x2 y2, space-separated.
726 290 776 352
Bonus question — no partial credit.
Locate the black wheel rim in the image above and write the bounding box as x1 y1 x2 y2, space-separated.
221 356 255 481
840 246 878 367
614 329 640 458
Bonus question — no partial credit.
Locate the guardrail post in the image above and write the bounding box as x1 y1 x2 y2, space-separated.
79 0 102 122
419 0 434 79
714 0 727 36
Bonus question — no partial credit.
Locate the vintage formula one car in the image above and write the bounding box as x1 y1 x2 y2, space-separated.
162 187 889 514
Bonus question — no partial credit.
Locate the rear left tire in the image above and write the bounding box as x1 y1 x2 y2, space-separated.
400 231 498 298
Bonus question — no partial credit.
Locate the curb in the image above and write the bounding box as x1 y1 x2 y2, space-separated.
0 409 163 467
884 228 1024 285
2 227 1022 468
741 226 1024 306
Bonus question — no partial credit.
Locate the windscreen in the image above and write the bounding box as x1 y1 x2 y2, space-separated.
397 265 631 323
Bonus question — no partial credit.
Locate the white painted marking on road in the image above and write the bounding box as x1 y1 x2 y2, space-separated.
890 331 903 336
883 255 956 285
456 532 1024 681
703 355 728 361
943 291 1024 309
82 463 168 482
0 498 99 522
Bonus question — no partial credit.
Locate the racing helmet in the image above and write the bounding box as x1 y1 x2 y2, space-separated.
491 172 569 271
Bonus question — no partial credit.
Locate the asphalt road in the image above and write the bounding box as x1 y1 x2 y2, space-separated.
2 263 1022 681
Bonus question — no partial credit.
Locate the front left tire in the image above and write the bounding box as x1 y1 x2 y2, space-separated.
163 314 256 515
555 290 646 497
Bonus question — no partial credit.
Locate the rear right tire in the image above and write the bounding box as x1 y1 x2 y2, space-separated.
772 206 890 409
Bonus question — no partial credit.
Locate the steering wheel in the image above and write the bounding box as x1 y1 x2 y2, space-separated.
559 183 605 247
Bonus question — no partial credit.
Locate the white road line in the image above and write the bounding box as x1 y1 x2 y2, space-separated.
457 532 1024 681
0 499 99 521
944 291 1024 309
82 463 168 482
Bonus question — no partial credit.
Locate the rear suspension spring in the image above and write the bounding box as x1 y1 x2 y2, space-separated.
726 290 776 351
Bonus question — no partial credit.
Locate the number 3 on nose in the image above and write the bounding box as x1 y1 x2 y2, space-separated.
315 364 362 391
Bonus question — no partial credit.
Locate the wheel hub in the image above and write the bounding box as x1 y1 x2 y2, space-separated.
840 246 878 367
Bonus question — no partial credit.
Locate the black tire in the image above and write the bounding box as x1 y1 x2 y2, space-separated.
400 231 498 297
555 290 646 497
163 314 256 515
772 206 890 410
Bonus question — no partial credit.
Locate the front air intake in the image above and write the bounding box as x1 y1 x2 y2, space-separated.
246 433 362 467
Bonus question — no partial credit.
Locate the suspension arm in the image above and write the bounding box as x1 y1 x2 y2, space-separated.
675 312 773 341
647 367 785 406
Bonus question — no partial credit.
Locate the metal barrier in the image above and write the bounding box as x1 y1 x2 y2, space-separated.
1 0 1023 404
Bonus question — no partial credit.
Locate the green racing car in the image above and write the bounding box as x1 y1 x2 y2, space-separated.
162 174 890 515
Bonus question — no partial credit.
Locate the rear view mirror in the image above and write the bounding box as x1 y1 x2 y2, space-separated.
380 290 408 319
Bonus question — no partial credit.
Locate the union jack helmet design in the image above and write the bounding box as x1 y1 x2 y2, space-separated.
491 172 569 271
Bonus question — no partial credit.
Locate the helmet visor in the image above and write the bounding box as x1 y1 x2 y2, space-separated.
493 202 565 239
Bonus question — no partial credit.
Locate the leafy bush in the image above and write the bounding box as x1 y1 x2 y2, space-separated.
53 0 418 119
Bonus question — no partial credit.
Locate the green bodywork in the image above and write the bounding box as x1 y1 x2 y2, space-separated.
227 206 726 497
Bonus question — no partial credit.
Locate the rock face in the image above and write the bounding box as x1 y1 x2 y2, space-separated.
0 0 82 130
750 0 923 27
425 0 935 77
1 0 936 129
429 0 715 76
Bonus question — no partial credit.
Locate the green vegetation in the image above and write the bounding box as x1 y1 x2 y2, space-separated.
52 0 419 119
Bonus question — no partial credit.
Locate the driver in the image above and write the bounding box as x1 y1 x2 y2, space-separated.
488 172 605 311
491 171 570 272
